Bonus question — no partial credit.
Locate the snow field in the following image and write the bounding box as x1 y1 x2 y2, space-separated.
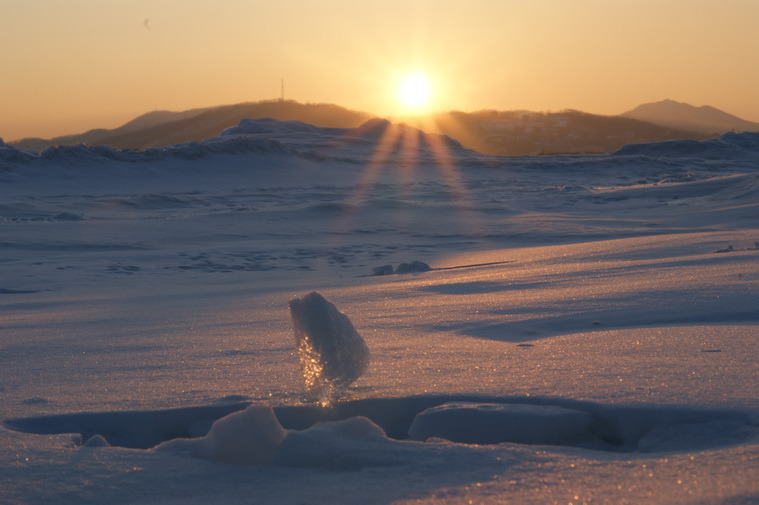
1 122 757 503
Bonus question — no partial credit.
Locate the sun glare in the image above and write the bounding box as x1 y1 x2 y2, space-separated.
398 73 431 111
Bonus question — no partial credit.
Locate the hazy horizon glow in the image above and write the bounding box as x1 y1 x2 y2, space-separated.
3 0 759 141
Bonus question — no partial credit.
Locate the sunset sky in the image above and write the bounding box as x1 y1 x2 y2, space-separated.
3 0 759 141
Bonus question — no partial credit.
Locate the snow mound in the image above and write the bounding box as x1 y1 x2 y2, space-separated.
152 404 286 465
613 131 759 159
220 117 322 136
157 136 303 158
82 434 111 448
372 261 431 276
150 406 409 470
1 134 309 165
39 143 134 163
408 402 593 445
288 292 370 405
0 139 36 164
395 261 431 274
372 264 395 276
272 416 405 469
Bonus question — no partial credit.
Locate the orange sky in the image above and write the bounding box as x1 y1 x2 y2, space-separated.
3 0 759 141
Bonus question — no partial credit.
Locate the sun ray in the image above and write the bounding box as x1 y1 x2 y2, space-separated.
398 123 421 186
323 57 486 259
423 118 486 237
331 122 403 236
324 114 486 259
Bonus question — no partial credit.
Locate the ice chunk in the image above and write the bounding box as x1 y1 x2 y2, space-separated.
288 292 370 405
152 404 287 465
408 402 592 445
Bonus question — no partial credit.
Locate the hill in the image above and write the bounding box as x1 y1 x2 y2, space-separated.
621 99 759 134
396 109 712 156
12 107 215 151
12 100 718 156
12 101 373 151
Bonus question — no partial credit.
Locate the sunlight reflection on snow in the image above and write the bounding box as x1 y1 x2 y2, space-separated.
288 292 370 406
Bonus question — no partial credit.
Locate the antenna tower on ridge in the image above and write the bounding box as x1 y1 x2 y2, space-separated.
280 78 284 102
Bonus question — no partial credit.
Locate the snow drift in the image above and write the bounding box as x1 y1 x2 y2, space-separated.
153 404 286 465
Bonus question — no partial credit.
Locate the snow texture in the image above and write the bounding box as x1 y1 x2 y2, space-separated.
1 119 758 504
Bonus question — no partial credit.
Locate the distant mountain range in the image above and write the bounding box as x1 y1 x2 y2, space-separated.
12 101 372 152
394 109 711 156
11 99 759 156
621 99 759 134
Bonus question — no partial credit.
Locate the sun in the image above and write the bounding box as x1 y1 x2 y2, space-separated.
397 73 431 111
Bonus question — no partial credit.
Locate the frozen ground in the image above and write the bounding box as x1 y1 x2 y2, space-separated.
1 121 758 504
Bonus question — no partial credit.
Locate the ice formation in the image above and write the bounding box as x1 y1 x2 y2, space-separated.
152 404 287 465
288 292 370 405
408 402 593 445
272 416 402 469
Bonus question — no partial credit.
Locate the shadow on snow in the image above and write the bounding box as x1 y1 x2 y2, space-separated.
5 394 757 454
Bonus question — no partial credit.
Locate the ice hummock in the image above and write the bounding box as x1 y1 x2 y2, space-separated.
288 292 370 405
152 404 287 465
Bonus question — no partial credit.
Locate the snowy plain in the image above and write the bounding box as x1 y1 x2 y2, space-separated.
1 119 758 504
